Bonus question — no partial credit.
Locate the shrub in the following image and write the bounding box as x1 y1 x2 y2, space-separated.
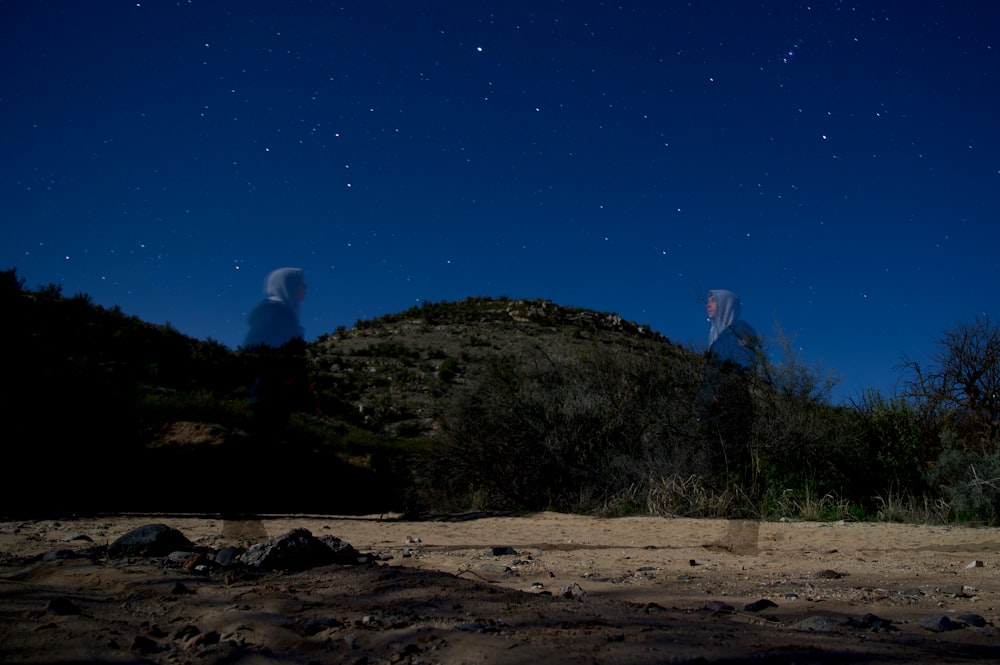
852 390 927 496
927 430 1000 524
418 342 703 513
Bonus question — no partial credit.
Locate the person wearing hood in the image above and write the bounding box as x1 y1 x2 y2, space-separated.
243 267 310 446
704 289 758 374
694 289 762 478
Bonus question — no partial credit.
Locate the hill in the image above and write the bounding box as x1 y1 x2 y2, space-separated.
2 270 705 516
310 296 695 440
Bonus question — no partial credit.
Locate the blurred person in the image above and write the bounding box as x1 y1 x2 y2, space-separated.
222 267 309 530
694 289 762 481
243 267 310 448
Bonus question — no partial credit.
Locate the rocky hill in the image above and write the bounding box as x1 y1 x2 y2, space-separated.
309 296 697 440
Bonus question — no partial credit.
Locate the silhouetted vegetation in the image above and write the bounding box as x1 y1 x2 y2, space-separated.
3 267 999 524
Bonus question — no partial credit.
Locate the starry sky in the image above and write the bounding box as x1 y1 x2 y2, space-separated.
2 1 998 404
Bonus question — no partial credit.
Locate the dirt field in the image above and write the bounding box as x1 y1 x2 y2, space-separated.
3 512 1000 663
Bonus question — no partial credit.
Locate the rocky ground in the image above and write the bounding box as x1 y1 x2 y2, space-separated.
3 512 1000 664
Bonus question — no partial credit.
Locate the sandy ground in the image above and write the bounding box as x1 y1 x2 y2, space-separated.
3 512 1000 664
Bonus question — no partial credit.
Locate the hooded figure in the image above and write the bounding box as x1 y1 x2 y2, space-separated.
243 267 309 445
705 289 758 369
244 267 306 349
694 289 761 478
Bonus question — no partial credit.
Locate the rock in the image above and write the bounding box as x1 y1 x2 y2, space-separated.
239 528 363 571
46 597 81 616
966 560 984 568
845 613 897 633
957 613 988 627
489 546 517 556
167 550 196 562
938 584 968 598
318 534 364 562
295 616 341 636
918 614 963 632
130 635 162 654
108 524 194 559
791 615 843 632
815 569 845 579
42 549 77 561
62 534 93 543
559 583 587 600
215 546 242 567
744 599 778 612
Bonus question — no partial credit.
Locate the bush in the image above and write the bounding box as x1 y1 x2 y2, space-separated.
853 391 927 497
927 431 1000 524
745 328 863 503
419 344 698 512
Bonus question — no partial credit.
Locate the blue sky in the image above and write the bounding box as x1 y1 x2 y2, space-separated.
2 1 998 404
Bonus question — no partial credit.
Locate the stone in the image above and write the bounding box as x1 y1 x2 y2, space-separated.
109 524 194 558
744 599 778 612
791 615 843 632
918 614 962 633
239 528 363 571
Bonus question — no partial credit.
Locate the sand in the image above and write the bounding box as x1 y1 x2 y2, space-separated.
3 512 1000 663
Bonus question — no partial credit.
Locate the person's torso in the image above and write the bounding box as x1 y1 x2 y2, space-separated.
709 321 758 370
245 301 304 349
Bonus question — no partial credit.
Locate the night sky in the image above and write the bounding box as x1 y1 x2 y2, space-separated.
3 1 998 404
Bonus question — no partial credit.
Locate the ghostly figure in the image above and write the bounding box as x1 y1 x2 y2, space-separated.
243 267 309 447
694 289 762 479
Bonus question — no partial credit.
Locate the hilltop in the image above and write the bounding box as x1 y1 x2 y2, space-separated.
310 296 694 440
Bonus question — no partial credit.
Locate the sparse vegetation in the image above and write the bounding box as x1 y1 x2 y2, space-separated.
3 267 999 523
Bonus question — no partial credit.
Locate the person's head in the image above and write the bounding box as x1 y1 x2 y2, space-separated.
707 289 741 345
706 293 717 319
707 289 740 323
264 267 306 313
